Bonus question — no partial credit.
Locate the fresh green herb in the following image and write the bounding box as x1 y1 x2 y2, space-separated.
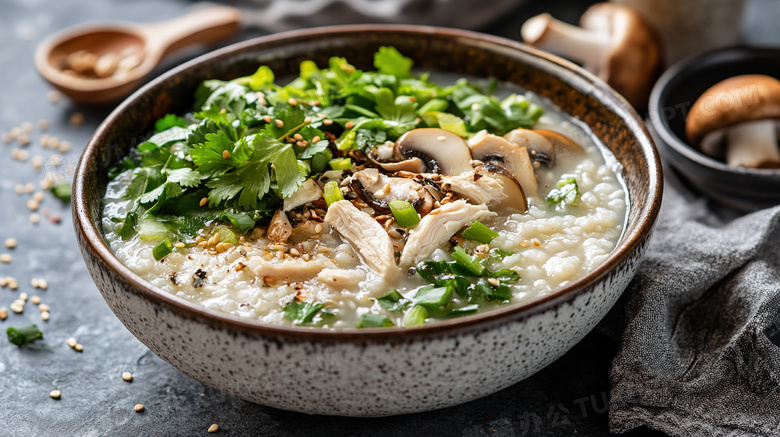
283 301 324 325
7 324 43 347
547 177 579 207
474 278 512 302
323 181 344 207
388 200 420 228
446 304 480 317
461 221 498 244
413 286 453 309
328 157 353 170
376 289 411 312
356 314 395 328
152 237 173 261
220 212 255 234
155 114 187 132
212 224 239 245
402 305 428 327
492 269 521 283
489 248 515 260
50 182 72 203
451 246 487 276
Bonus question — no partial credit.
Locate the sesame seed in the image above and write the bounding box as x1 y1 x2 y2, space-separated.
122 372 133 382
274 119 284 128
199 197 208 207
14 185 24 195
208 424 219 433
19 292 27 301
295 141 304 148
222 150 230 159
134 404 145 412
25 183 34 193
304 117 311 124
38 304 50 312
2 133 11 144
471 103 481 111
0 254 12 263
30 214 40 224
344 121 354 129
311 136 321 143
41 311 50 321
74 343 83 352
57 141 71 152
18 135 30 146
36 278 47 289
37 119 49 131
67 338 77 348
32 156 43 170
10 303 23 314
8 281 18 290
48 90 62 103
293 133 303 141
174 242 185 249
5 238 17 249
50 390 61 399
488 278 500 286
289 248 300 256
33 192 44 203
0 308 6 320
262 115 272 123
288 98 297 106
21 122 33 133
532 239 541 247
70 112 85 126
27 199 39 211
30 295 41 305
322 119 333 125
314 224 323 233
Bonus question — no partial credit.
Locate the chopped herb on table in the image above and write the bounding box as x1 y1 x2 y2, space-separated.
7 324 43 347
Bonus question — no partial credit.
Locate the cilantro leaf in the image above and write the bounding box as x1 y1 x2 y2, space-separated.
155 114 187 132
165 167 202 188
374 46 413 78
283 301 324 325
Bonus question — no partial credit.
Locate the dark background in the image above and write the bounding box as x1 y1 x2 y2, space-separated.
1 0 777 435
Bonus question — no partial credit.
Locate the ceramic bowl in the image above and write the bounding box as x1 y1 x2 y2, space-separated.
649 46 780 211
74 25 662 416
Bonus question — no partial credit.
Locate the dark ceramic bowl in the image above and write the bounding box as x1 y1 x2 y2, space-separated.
649 46 780 211
74 25 662 416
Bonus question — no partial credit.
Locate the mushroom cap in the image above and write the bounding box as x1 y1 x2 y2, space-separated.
394 128 472 175
474 163 528 212
471 131 539 197
579 3 662 108
685 74 780 148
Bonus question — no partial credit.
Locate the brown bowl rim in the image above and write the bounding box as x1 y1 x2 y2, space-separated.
74 24 663 342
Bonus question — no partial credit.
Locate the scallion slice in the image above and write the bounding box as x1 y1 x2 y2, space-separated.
323 181 344 206
152 237 173 261
7 324 43 347
451 246 486 276
413 285 453 309
402 305 428 327
356 314 394 328
389 200 420 228
328 157 353 170
461 221 498 244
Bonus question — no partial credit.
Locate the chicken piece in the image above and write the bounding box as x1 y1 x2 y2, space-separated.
324 200 399 279
442 171 508 206
267 208 292 243
246 255 337 283
399 200 495 267
317 268 367 290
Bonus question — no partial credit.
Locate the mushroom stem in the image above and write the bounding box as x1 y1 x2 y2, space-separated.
725 120 780 168
521 13 610 71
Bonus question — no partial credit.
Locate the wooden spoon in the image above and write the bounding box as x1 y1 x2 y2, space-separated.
34 6 242 104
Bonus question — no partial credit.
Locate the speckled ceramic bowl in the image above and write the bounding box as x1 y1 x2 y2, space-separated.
74 25 662 416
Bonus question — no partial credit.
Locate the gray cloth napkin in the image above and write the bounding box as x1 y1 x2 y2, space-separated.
608 169 780 436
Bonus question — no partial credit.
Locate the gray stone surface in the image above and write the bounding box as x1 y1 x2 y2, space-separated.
2 0 769 435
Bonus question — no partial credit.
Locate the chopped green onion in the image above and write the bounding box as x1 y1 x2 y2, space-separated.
328 157 353 170
213 224 239 245
356 314 394 328
475 278 512 301
489 248 515 260
413 285 453 309
461 221 498 244
388 200 420 228
220 213 255 234
376 289 411 312
137 218 171 242
7 324 43 347
451 246 486 276
152 237 173 261
402 305 428 327
492 269 520 283
446 304 480 317
50 182 72 203
323 181 344 206
546 177 579 207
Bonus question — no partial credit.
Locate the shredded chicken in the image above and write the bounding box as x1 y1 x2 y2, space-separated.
441 171 508 206
399 200 495 267
246 255 337 282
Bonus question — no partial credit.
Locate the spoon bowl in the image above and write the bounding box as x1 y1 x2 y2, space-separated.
35 6 241 104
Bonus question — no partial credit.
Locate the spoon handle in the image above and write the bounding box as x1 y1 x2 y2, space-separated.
141 5 242 57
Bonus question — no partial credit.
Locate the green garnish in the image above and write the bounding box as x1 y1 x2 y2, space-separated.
547 177 579 207
413 286 453 309
451 246 487 276
152 237 173 261
155 114 187 132
212 224 239 245
323 181 344 207
328 157 353 170
446 304 480 317
51 181 72 203
402 305 428 327
376 289 411 312
283 301 324 325
7 324 43 347
461 221 498 244
489 248 515 260
388 200 420 228
492 269 521 283
356 314 394 328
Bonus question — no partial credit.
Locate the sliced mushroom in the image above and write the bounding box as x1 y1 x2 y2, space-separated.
367 144 428 173
394 128 472 175
686 74 780 169
267 208 292 243
521 3 661 109
350 168 435 216
470 132 538 197
442 164 527 212
283 178 323 211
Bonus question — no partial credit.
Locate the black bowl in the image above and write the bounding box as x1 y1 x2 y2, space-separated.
649 46 780 211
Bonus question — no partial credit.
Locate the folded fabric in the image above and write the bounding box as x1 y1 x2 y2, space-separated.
609 169 780 436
